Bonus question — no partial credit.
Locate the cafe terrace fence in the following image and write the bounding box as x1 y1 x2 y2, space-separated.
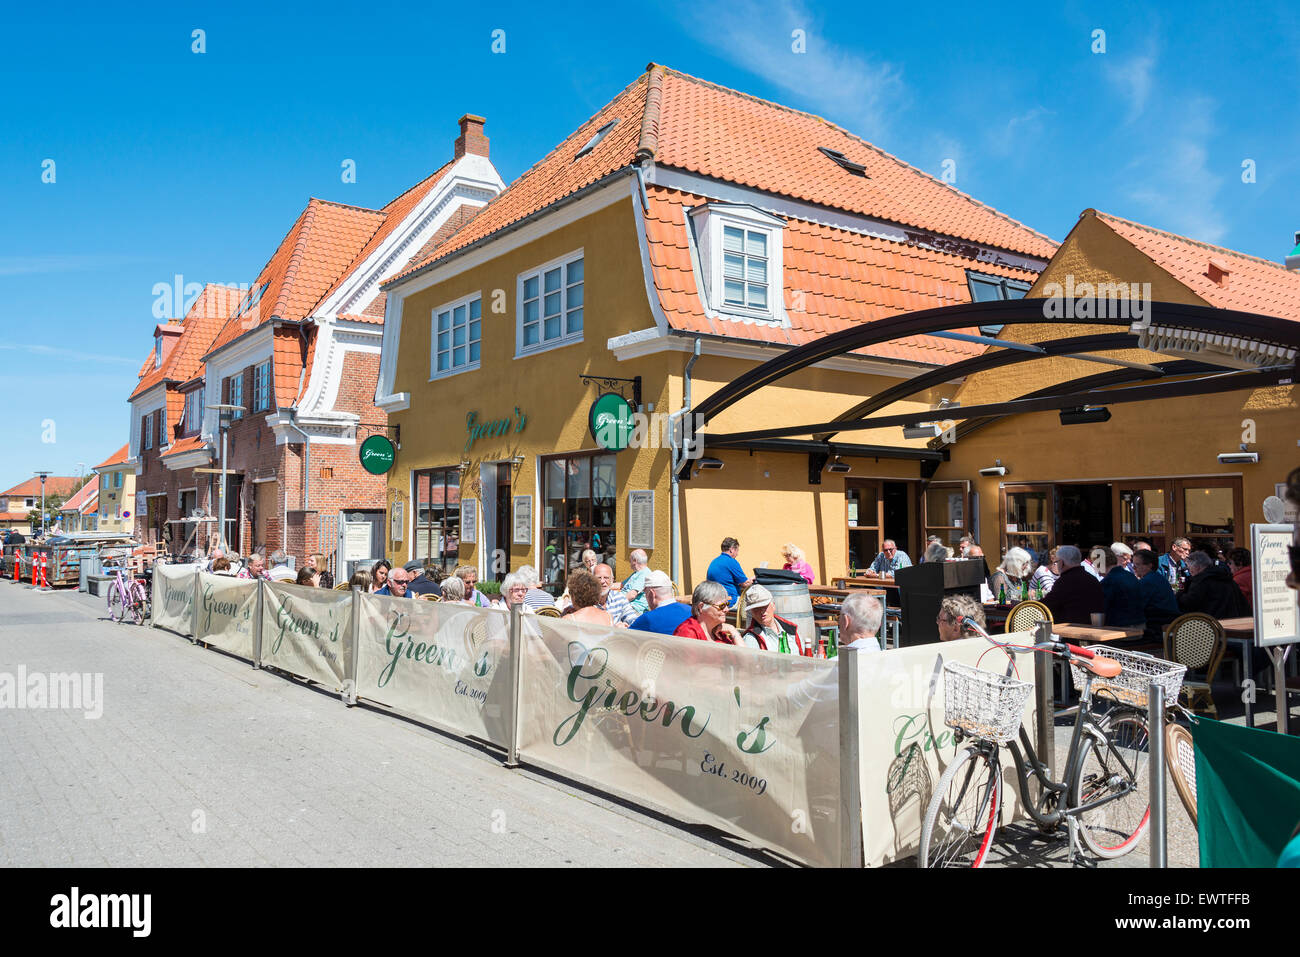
150 569 1041 867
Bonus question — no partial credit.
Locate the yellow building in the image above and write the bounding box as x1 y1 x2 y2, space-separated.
374 65 1056 588
93 444 135 534
932 210 1300 560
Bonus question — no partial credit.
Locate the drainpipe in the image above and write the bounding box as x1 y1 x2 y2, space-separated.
285 411 310 512
669 337 702 587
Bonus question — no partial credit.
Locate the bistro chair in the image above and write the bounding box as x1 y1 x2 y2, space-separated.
333 581 350 591
536 606 562 618
1004 599 1052 635
1163 613 1226 717
1165 722 1198 826
421 594 441 602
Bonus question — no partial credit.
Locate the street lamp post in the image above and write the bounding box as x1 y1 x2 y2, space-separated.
33 471 51 539
209 404 244 552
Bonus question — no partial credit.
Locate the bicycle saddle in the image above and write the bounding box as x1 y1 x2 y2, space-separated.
1076 655 1122 679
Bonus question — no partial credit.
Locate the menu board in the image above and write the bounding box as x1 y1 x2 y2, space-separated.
461 499 476 543
390 499 403 543
1251 523 1298 648
628 490 654 549
513 495 532 545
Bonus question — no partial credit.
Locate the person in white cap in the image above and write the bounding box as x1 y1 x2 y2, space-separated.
1110 541 1135 573
741 584 805 654
626 570 692 635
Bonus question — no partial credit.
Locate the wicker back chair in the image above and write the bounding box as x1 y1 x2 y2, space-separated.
333 581 350 591
421 594 441 602
536 606 562 618
1165 723 1198 826
1163 613 1225 716
1005 599 1052 635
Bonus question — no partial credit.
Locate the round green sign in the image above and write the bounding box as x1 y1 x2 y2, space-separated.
358 434 396 475
589 392 635 451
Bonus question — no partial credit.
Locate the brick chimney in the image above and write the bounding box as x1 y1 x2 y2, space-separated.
454 114 489 160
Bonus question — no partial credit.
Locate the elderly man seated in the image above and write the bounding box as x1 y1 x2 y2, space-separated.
740 584 806 654
1178 550 1248 618
837 591 883 652
1042 545 1104 624
627 571 691 635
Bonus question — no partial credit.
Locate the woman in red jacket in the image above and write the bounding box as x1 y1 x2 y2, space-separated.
675 581 742 644
1227 548 1253 611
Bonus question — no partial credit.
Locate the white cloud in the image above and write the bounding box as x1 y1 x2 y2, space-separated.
1122 97 1225 243
679 0 905 136
1103 51 1157 122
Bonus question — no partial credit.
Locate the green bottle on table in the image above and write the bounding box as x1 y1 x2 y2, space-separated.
998 582 1007 605
778 630 790 655
825 628 837 658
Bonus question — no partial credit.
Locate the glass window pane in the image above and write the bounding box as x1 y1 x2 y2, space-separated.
544 459 565 527
544 292 561 317
745 231 766 257
437 353 449 371
544 316 560 340
453 326 465 347
438 311 449 331
723 226 743 251
724 252 744 280
470 298 481 319
1183 487 1234 536
567 284 583 308
566 259 583 283
524 277 538 299
724 278 745 304
524 299 539 323
453 346 465 366
566 308 582 334
544 268 561 293
1007 492 1050 534
566 459 590 526
454 304 466 325
749 283 767 309
437 332 449 350
468 319 480 341
970 278 1003 302
524 324 539 346
469 341 479 362
747 256 766 281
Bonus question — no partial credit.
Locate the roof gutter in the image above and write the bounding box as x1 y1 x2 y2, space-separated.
381 165 640 292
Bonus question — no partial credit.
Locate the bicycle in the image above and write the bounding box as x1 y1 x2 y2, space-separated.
918 618 1186 867
104 559 151 625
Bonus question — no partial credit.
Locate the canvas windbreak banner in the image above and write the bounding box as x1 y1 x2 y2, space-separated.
151 563 196 636
261 581 352 689
516 618 841 867
354 593 512 747
856 634 1039 867
193 572 259 661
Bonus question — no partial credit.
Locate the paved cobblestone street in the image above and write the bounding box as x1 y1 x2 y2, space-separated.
0 583 752 867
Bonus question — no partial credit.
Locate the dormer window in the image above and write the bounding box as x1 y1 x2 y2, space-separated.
966 270 1031 335
232 282 268 321
687 203 786 322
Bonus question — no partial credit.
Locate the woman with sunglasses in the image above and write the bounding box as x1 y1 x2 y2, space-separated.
674 581 742 644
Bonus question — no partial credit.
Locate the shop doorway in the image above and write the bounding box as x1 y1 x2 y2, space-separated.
1057 484 1112 552
845 478 918 569
493 463 512 583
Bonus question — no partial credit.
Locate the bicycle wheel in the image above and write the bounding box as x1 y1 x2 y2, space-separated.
128 584 147 625
919 745 1001 868
1071 712 1150 859
106 580 122 621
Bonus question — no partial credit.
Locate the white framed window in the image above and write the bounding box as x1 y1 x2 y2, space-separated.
183 388 204 435
688 204 785 323
253 360 271 412
431 294 482 378
115 471 123 488
516 250 583 356
155 333 163 368
721 224 770 312
143 412 154 450
229 373 244 418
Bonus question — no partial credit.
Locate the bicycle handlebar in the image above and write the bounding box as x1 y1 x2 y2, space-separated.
960 617 1095 661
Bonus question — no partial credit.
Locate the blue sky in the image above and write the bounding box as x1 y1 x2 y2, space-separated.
1 0 1295 493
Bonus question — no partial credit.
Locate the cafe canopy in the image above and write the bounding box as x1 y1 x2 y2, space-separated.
681 298 1300 479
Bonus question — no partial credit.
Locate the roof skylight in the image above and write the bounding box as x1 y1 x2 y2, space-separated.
575 120 619 160
818 147 868 177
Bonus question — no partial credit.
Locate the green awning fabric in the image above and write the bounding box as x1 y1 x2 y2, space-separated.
1191 717 1300 867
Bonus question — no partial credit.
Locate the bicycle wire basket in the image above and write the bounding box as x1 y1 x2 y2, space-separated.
942 660 1034 744
1069 646 1186 710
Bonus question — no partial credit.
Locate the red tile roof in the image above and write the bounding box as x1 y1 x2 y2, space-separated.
394 64 1054 285
60 480 98 514
645 185 1037 363
1 476 82 498
1092 210 1300 321
206 200 386 356
95 443 130 470
130 284 243 400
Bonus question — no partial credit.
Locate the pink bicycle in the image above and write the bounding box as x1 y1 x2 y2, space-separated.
105 559 150 625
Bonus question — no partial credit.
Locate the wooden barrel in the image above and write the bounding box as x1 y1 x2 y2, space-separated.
757 581 817 652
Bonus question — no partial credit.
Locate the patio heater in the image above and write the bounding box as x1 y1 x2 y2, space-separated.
33 471 51 538
209 404 244 552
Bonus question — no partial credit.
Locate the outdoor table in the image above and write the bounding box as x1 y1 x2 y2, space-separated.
981 603 1016 629
1053 623 1145 644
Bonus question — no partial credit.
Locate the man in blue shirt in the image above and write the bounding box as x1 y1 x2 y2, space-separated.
869 540 912 575
1133 549 1179 642
1157 538 1190 585
627 571 692 634
706 537 751 602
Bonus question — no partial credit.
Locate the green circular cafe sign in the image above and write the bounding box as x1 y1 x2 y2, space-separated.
589 392 635 451
359 435 396 475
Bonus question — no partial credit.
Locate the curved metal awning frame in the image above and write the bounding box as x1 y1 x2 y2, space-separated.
682 299 1299 479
